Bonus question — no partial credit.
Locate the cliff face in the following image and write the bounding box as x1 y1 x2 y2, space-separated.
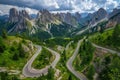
108 8 120 19
8 7 120 37
9 8 31 23
59 12 79 27
9 8 19 23
19 10 31 20
36 9 80 27
8 8 32 33
90 8 107 25
74 12 81 22
106 8 120 28
88 8 120 33
8 8 76 37
36 9 56 24
35 9 76 36
80 8 107 27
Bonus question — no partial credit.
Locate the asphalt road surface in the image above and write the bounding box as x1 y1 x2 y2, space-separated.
66 40 88 80
22 45 60 77
92 43 120 56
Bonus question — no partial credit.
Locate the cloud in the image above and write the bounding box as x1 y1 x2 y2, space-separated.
0 0 119 13
0 4 38 15
0 0 59 10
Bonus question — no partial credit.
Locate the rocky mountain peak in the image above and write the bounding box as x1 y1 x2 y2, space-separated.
58 12 78 27
8 8 33 33
39 9 50 14
36 9 80 27
98 8 106 12
36 12 41 19
108 8 120 19
113 8 118 12
90 8 107 24
9 8 31 23
36 9 56 24
106 8 120 28
74 12 81 21
19 10 31 20
9 8 19 23
97 8 107 17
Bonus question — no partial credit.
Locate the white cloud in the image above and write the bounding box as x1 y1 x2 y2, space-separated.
0 4 38 15
0 10 3 15
0 0 119 13
19 0 60 10
24 7 38 14
104 0 118 9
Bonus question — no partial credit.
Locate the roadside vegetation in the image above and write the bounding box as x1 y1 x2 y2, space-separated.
0 34 35 70
56 41 78 80
0 72 19 80
25 67 54 80
90 24 120 51
32 48 54 69
91 48 120 80
0 67 55 80
86 24 120 80
44 37 71 48
98 54 120 80
0 31 36 79
73 38 95 80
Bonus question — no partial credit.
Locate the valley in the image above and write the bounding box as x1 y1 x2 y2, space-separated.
0 3 120 80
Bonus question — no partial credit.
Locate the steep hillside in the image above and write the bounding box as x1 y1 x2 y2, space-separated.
90 24 120 51
0 35 35 70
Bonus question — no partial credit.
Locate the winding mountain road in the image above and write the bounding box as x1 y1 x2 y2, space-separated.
66 41 120 80
22 45 60 77
66 40 88 80
92 43 120 56
22 40 120 78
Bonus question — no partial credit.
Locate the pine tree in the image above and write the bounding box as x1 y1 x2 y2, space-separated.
68 74 72 80
0 37 5 53
112 24 120 46
0 72 8 80
63 50 66 61
18 43 25 58
11 76 19 80
47 66 54 80
13 53 19 60
2 29 7 39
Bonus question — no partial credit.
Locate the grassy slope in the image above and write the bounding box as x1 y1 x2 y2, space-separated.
0 36 35 70
32 48 55 69
90 29 113 46
90 24 120 51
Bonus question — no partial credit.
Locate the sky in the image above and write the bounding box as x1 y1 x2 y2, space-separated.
0 0 120 14
0 4 38 15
